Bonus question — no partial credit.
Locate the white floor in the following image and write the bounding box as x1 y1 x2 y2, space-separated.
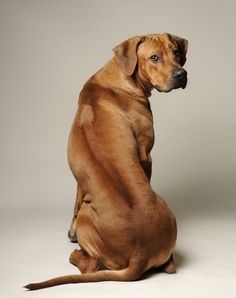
1 208 236 298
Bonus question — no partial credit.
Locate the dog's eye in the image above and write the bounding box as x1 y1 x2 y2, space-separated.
173 48 179 57
150 55 160 62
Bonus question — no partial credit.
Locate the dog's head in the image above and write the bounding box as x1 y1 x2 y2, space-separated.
113 33 188 93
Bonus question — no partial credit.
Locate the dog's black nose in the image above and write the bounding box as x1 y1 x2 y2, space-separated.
172 68 187 89
173 68 187 80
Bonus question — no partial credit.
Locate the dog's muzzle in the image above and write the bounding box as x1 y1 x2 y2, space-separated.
154 68 188 93
172 68 187 89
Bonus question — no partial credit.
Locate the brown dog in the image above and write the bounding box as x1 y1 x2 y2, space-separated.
25 33 188 290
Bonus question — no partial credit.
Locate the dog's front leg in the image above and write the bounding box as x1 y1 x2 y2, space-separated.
140 154 152 181
68 184 84 242
138 143 152 181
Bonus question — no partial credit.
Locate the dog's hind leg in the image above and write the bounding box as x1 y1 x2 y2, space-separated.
161 254 176 274
69 249 99 274
68 185 84 242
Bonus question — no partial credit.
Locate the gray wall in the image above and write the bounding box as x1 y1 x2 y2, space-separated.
1 0 236 218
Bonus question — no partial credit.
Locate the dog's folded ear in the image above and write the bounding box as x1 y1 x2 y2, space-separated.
171 35 188 66
113 36 143 77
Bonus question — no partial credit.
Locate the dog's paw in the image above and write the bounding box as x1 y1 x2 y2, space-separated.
68 230 77 243
69 249 81 264
163 262 176 274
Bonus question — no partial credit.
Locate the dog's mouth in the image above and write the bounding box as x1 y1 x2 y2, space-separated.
173 76 188 90
154 77 187 93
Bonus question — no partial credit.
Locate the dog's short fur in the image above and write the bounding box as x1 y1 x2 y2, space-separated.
25 33 188 290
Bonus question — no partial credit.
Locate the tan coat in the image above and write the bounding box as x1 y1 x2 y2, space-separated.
25 33 188 290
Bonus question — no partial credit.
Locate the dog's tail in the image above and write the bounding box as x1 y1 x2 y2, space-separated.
24 260 145 290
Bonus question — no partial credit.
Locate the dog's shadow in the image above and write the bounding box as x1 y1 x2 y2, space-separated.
172 250 186 269
141 250 186 280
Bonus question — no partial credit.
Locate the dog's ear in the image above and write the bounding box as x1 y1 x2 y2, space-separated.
113 36 143 76
171 35 188 66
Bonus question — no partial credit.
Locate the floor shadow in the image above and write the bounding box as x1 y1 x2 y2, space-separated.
173 250 187 269
141 249 187 280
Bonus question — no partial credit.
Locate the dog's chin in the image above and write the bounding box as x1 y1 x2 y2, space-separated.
154 80 187 93
154 86 172 93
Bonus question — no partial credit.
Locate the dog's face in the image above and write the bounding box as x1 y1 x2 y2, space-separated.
137 34 188 92
113 33 188 93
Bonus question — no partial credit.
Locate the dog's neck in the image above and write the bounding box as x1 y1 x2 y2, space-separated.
92 58 152 100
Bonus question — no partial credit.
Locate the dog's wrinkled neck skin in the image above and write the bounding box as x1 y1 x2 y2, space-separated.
132 69 153 98
93 58 151 102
